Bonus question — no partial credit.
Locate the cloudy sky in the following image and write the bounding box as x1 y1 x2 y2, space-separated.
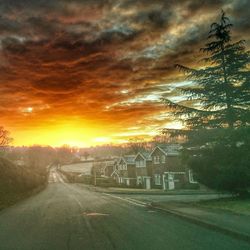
0 0 249 147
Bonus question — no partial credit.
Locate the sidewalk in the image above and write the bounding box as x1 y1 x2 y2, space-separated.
150 201 250 243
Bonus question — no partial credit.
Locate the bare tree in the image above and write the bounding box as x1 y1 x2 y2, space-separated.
0 126 12 148
126 138 147 154
83 151 90 160
57 145 74 164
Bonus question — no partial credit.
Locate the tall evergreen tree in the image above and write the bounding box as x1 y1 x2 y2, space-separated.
162 12 250 193
164 11 249 130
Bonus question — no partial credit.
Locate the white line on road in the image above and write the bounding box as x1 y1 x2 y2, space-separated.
103 193 148 207
71 194 95 234
72 195 83 209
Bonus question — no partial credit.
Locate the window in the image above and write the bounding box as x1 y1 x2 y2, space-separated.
161 155 166 163
137 176 142 185
136 159 145 167
153 156 160 164
154 174 161 185
122 163 127 170
119 163 126 170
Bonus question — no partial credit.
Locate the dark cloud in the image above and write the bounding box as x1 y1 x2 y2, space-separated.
133 9 174 30
0 0 249 145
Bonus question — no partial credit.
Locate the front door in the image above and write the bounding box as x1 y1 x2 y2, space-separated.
126 179 130 186
168 174 175 190
145 178 151 190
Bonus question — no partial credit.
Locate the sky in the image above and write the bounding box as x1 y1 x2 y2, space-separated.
0 0 249 147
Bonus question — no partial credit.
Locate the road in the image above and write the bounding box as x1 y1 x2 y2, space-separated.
0 171 249 250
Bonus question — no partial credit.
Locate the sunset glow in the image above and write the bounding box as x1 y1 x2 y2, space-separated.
1 1 249 147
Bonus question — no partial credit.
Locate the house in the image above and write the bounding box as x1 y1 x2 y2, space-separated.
110 144 198 190
134 152 152 189
150 145 187 190
103 159 118 177
92 158 118 177
111 160 119 182
115 155 136 186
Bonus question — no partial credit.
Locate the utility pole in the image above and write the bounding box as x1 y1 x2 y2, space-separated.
94 165 97 186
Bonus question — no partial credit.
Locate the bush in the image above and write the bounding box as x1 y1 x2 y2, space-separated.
95 177 117 187
0 157 46 191
181 182 200 190
189 143 250 194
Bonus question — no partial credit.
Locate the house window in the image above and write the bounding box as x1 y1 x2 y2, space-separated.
137 176 142 185
119 163 126 170
136 160 145 167
153 156 160 164
161 155 166 163
154 174 161 185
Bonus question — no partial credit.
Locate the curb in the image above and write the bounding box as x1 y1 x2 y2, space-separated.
149 203 250 244
92 187 221 196
73 183 223 196
102 191 221 196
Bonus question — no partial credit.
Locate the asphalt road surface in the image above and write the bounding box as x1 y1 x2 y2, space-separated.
0 171 249 250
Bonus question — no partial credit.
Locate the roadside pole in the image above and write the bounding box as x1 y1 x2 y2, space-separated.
94 165 97 186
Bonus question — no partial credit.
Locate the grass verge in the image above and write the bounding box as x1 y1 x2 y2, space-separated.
194 196 250 216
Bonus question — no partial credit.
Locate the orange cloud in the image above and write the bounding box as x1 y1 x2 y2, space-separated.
0 0 249 146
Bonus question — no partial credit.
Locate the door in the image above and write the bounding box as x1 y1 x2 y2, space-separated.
126 179 130 186
168 174 175 190
145 178 151 190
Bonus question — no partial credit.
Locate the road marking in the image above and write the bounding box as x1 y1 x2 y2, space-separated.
57 173 65 183
125 197 149 206
103 193 148 207
72 196 83 209
71 196 95 234
82 212 110 217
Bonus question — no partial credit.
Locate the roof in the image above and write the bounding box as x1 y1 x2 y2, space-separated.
111 169 120 177
121 155 136 164
135 151 151 161
150 144 182 156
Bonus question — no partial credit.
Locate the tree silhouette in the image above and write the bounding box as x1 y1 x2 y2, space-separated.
162 12 250 193
0 126 12 148
163 11 249 130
